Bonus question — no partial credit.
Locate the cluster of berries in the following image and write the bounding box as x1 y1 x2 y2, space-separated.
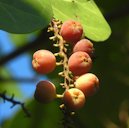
32 20 99 111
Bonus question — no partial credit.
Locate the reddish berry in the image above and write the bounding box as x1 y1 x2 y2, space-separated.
68 51 92 76
34 80 56 103
32 50 56 74
63 88 85 110
75 73 99 97
73 39 94 57
60 20 83 44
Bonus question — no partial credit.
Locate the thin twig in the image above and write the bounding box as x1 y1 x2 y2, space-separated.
0 91 31 117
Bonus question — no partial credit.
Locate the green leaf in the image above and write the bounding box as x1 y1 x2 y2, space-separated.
0 0 53 33
52 0 111 41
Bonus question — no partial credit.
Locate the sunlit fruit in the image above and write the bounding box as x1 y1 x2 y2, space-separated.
63 88 85 110
32 50 56 74
68 51 92 76
60 20 83 44
75 73 99 97
73 39 94 57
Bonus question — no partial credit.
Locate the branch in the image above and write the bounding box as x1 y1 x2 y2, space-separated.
49 19 78 128
60 106 77 128
49 19 74 90
0 76 38 83
0 27 52 66
0 91 31 117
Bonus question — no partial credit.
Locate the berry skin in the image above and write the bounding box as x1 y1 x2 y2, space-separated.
75 73 99 97
32 50 56 74
60 20 83 44
34 80 56 103
68 51 92 76
63 88 85 110
73 39 94 57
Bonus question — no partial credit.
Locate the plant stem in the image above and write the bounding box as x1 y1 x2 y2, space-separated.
48 18 78 128
0 91 31 117
49 19 74 90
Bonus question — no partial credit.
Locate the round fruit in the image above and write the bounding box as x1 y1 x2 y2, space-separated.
60 20 83 44
32 50 56 74
73 39 94 56
63 88 85 110
68 51 92 76
75 73 99 97
34 80 56 103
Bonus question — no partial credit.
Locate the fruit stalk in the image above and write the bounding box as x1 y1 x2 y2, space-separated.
49 19 76 128
49 19 74 90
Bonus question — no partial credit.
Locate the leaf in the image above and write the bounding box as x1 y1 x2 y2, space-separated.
52 0 111 41
0 0 53 33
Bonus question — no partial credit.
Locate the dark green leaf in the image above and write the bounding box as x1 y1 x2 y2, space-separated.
0 0 53 33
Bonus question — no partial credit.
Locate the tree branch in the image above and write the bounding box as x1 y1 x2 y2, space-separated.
0 27 52 66
0 91 31 117
0 76 38 83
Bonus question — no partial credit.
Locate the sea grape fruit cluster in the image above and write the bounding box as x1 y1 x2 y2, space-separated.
60 20 99 110
32 19 100 111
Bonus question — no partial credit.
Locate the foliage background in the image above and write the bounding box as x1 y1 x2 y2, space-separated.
0 0 129 128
